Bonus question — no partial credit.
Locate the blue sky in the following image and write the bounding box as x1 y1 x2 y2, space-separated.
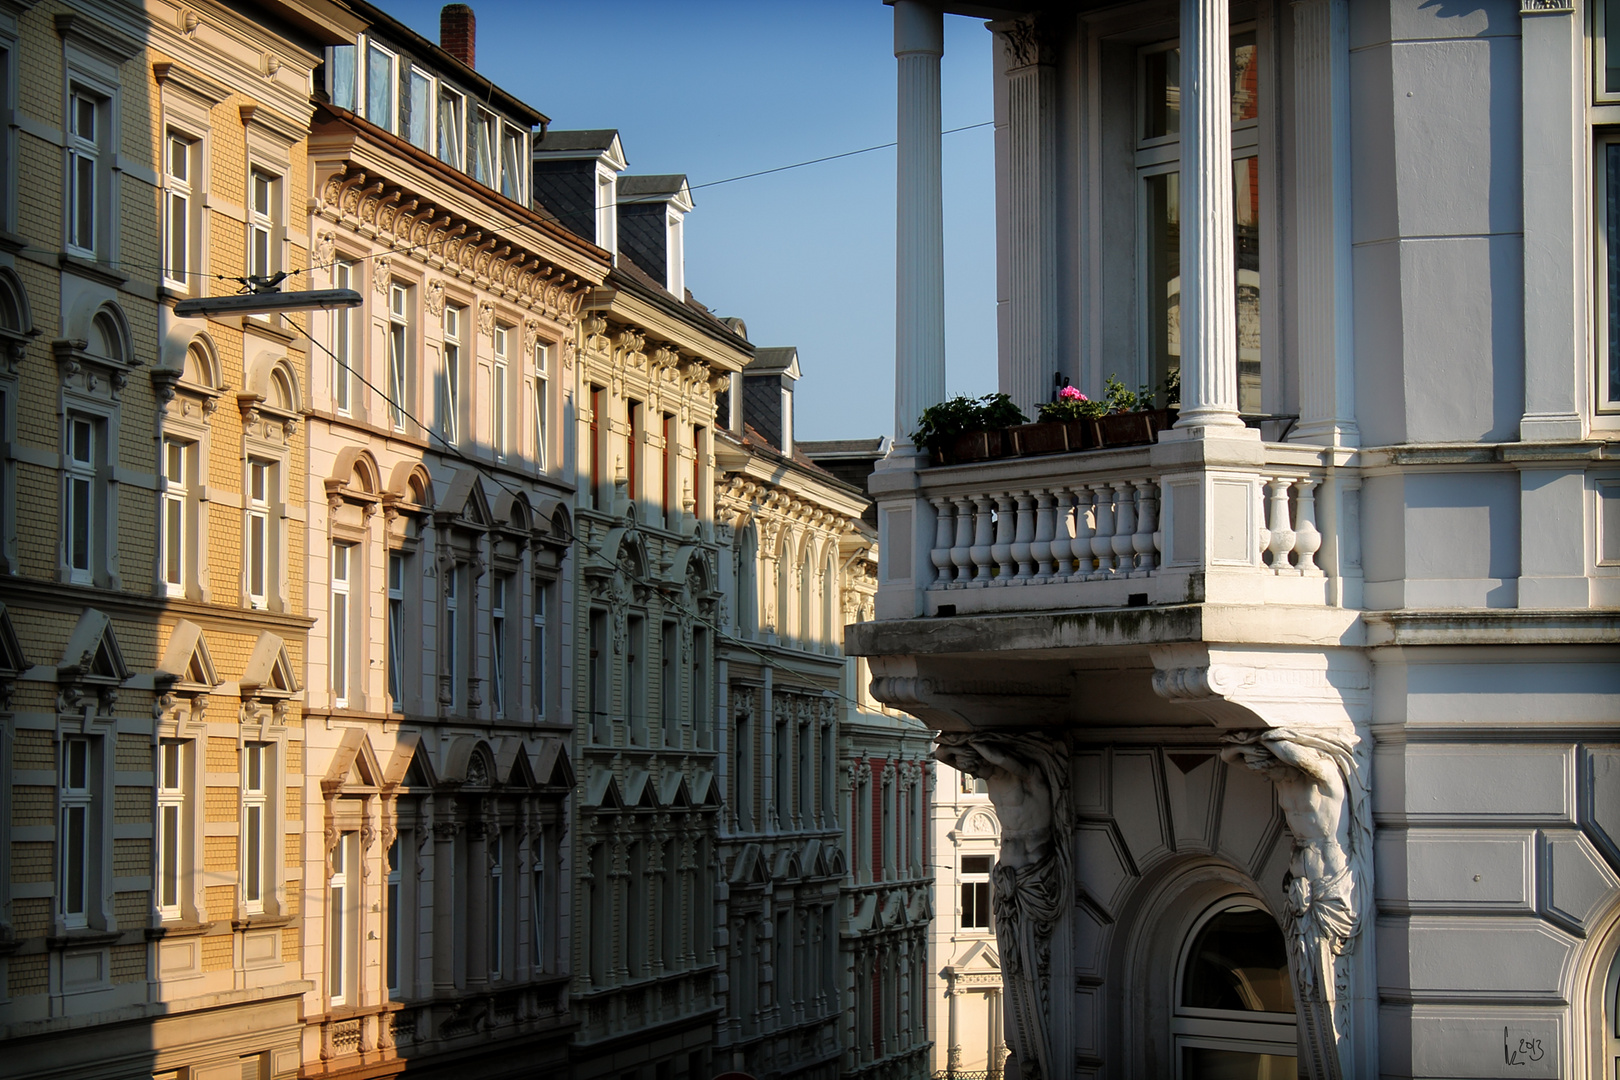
380 0 997 441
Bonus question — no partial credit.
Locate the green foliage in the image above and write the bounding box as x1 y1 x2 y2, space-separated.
1102 375 1139 414
1036 396 1105 421
911 393 1029 457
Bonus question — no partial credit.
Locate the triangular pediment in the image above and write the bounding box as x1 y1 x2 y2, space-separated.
658 770 692 809
955 938 1000 971
157 620 218 690
441 469 493 529
536 738 574 789
692 769 721 808
324 727 382 792
241 631 298 698
624 768 657 809
58 608 129 683
586 766 623 809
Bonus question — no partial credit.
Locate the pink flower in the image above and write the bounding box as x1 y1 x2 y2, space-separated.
1058 385 1086 402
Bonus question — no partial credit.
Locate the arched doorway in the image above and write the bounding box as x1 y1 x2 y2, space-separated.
1173 901 1299 1079
1603 946 1620 1078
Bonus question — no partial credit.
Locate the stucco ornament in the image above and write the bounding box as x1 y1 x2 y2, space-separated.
1220 727 1370 1080
933 732 1070 1080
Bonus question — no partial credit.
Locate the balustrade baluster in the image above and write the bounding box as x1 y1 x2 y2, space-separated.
1133 480 1159 572
1071 487 1095 578
1110 481 1137 572
951 496 975 586
1011 493 1036 582
1266 478 1296 572
1050 488 1076 581
1031 490 1057 582
930 497 953 588
992 494 1016 584
1256 480 1271 565
1090 483 1116 574
1293 477 1322 575
970 496 995 586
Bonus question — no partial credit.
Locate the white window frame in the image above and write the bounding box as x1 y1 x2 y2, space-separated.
444 563 460 706
246 458 273 609
388 282 410 432
160 436 192 598
532 341 549 470
163 130 196 289
441 303 462 442
66 87 102 257
388 551 404 713
241 742 269 914
365 40 396 133
64 413 98 585
499 124 525 202
59 735 93 929
492 323 509 459
329 830 358 1005
248 168 279 280
491 575 508 717
437 84 465 169
333 259 356 415
331 542 352 707
405 65 432 151
155 738 187 921
531 578 548 720
471 106 497 187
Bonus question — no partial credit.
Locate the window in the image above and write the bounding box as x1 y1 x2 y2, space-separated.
242 743 269 913
490 830 505 979
1601 136 1620 412
531 580 549 720
588 386 605 509
661 621 679 745
441 304 462 441
626 841 646 976
59 736 92 928
366 41 395 131
774 715 788 824
595 173 616 251
329 830 358 1004
437 85 464 168
1139 33 1261 414
492 323 509 458
531 832 547 970
246 459 272 609
1172 902 1298 1074
388 282 410 431
163 132 196 287
491 576 508 717
328 44 357 110
692 626 710 749
249 170 277 279
64 415 97 585
470 107 497 187
160 438 192 597
626 399 642 502
156 739 187 920
662 413 674 526
67 89 101 255
500 125 524 201
444 564 460 703
386 837 401 994
736 712 753 831
532 342 550 470
627 614 647 746
330 543 352 706
388 552 405 713
588 610 607 743
405 66 431 150
333 260 355 414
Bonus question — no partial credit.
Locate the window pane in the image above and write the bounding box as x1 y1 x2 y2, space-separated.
1608 143 1620 404
366 44 393 129
1232 32 1259 123
437 90 462 165
70 477 91 570
249 515 266 597
168 192 188 278
1235 156 1262 414
165 497 183 582
961 855 992 875
1180 1047 1297 1079
1182 906 1295 1012
330 45 357 110
74 154 95 249
161 804 180 907
1145 170 1180 400
1144 49 1179 140
406 70 431 149
245 804 262 901
65 805 86 913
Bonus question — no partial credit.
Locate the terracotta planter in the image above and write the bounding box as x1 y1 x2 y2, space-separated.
1010 421 1072 456
949 429 1010 463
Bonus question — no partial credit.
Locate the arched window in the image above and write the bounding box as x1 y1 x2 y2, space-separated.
737 524 758 636
823 551 838 649
798 547 813 643
774 532 792 638
91 307 124 362
1173 901 1297 1076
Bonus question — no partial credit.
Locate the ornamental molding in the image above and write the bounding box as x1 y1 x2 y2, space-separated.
317 165 587 324
995 14 1058 69
1148 643 1370 730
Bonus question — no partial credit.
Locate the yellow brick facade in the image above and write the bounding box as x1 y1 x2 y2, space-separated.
0 3 349 1079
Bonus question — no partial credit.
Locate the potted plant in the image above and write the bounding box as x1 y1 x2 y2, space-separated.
1089 373 1181 448
1022 384 1105 454
912 393 1028 464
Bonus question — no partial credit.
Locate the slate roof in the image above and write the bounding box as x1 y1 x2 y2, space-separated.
748 347 800 376
535 128 620 152
619 174 690 201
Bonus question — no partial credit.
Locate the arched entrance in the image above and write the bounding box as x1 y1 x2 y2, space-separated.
1173 901 1299 1079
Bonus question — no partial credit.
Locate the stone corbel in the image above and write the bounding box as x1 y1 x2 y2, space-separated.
1148 643 1369 731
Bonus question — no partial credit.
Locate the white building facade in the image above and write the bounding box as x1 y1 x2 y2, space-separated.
851 3 1620 1080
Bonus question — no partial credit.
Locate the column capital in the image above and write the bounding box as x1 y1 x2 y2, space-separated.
893 0 943 57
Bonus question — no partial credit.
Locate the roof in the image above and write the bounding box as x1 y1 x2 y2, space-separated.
536 128 620 152
797 437 890 458
619 174 690 200
747 347 801 378
609 254 744 342
734 424 853 489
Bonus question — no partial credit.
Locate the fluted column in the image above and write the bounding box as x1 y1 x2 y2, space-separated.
894 0 946 445
1175 0 1243 429
995 15 1059 416
1292 0 1358 446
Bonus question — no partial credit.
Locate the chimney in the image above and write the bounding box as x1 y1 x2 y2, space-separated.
440 4 475 68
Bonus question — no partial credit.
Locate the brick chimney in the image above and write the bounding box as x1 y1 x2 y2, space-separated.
440 4 475 69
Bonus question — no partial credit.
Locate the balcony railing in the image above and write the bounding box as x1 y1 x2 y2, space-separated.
878 438 1356 619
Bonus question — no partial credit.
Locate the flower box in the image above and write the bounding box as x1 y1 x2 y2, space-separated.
1096 411 1155 447
1009 421 1072 456
949 429 1011 463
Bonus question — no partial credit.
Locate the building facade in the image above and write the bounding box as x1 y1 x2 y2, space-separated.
710 345 864 1080
533 126 750 1080
0 1 349 1077
298 6 602 1078
850 3 1620 1080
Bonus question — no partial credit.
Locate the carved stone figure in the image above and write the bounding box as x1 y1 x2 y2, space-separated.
1221 727 1369 1080
934 732 1069 1080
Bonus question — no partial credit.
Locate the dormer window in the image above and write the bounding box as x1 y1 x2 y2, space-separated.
596 172 616 252
666 211 684 295
366 41 396 132
471 106 497 187
437 85 464 168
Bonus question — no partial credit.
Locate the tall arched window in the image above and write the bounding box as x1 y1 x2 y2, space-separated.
798 547 813 643
1173 901 1297 1077
737 524 758 637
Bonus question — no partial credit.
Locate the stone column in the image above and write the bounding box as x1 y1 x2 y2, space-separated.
894 0 946 446
1291 0 1358 446
994 15 1059 416
1174 0 1244 430
1520 3 1586 440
